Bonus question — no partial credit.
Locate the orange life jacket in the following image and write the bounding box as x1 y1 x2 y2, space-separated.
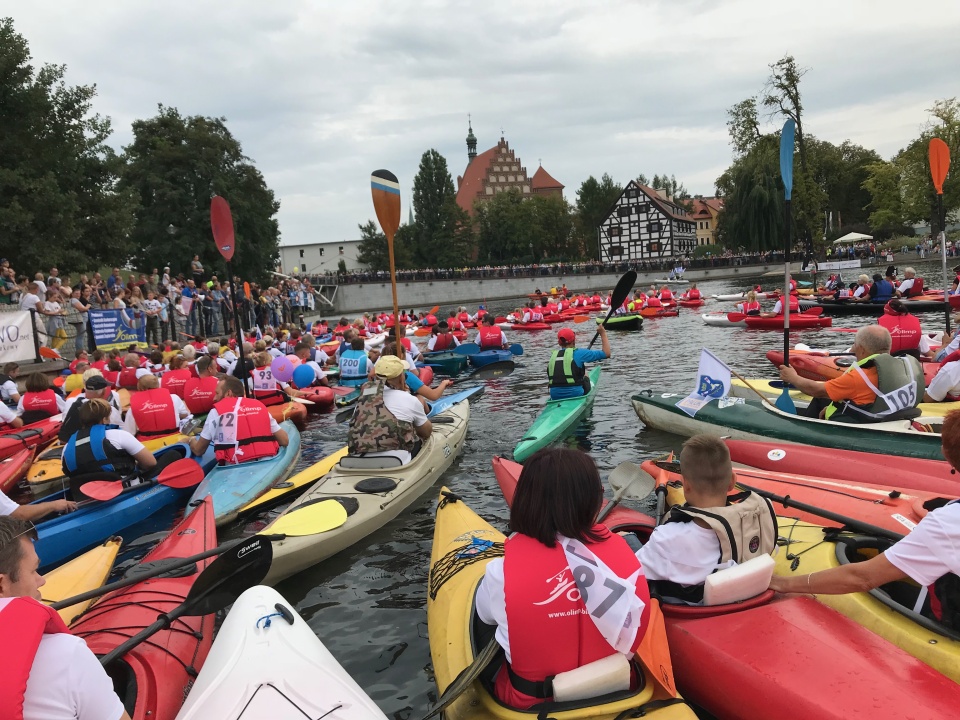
130 387 179 438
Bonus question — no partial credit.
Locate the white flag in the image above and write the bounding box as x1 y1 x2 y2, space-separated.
676 349 731 417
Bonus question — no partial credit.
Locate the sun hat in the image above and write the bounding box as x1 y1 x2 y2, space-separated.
375 355 410 379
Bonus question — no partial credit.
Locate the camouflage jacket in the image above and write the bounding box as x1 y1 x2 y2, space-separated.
347 381 419 454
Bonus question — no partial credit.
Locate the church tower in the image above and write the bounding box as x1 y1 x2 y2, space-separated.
466 116 477 162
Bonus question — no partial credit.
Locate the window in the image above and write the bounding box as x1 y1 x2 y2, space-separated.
626 188 637 199
339 246 344 254
485 186 493 195
609 245 623 256
618 206 631 218
319 248 324 256
648 221 661 234
608 226 622 237
522 186 530 193
508 175 515 183
499 176 506 183
647 241 661 254
636 202 648 213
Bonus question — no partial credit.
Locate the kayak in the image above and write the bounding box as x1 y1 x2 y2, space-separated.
724 439 959 495
186 420 300 526
639 307 679 318
492 457 960 719
424 350 470 376
267 400 308 427
631 392 944 460
0 415 60 461
510 322 551 331
470 348 513 367
428 487 697 720
513 367 601 462
32 444 216 573
0 446 34 493
72 497 218 720
175 585 388 720
42 536 122 625
678 299 705 308
335 385 361 407
263 399 471 585
734 311 832 329
702 312 745 327
774 518 960 684
296 385 335 411
805 298 949 316
643 458 941 536
765 350 939 386
599 314 642 331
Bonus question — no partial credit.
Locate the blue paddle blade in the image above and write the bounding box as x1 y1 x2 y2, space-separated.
780 119 796 200
509 343 524 356
453 343 479 356
775 387 797 414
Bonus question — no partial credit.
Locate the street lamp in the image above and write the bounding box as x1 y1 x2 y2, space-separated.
167 224 176 236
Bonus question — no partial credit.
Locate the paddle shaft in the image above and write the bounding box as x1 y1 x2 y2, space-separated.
728 367 777 404
226 261 250 396
783 198 792 367
940 194 951 334
589 270 636 348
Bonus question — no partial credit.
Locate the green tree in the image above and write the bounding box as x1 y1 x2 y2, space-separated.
573 174 622 257
715 135 783 251
727 98 762 156
410 149 472 268
475 190 530 264
862 161 904 230
119 106 280 282
807 138 881 231
650 174 690 201
529 194 576 260
0 17 134 273
356 220 412 272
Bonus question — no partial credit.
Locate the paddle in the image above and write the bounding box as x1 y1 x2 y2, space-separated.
98 531 273 667
779 119 796 372
291 397 315 406
573 315 591 323
588 270 637 348
929 138 952 334
508 343 523 356
597 462 656 522
453 343 479 356
80 458 205 502
371 170 404 359
653 461 669 525
467 360 514 379
211 196 250 397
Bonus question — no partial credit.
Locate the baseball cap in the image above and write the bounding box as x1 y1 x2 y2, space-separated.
85 375 111 391
375 355 410 379
558 328 576 344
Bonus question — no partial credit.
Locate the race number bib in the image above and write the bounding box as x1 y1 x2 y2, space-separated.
881 381 917 413
215 399 243 446
560 538 644 654
252 368 275 393
340 357 362 378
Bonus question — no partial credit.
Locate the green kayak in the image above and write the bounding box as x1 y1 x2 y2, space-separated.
513 367 602 462
598 314 643 331
631 391 943 461
423 350 469 376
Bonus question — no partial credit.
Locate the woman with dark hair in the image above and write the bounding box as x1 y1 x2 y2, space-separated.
17 372 66 424
475 448 650 709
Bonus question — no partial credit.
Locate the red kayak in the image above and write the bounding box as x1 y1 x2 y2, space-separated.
71 498 217 720
296 385 335 411
725 439 958 496
640 307 679 318
639 459 947 535
0 416 60 461
0 446 35 494
510 322 552 331
766 350 939 385
267 400 307 428
733 307 832 329
679 299 705 308
491 456 960 720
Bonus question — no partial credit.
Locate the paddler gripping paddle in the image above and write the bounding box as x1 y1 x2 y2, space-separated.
589 270 637 348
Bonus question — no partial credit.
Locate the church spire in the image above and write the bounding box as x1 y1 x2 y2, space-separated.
466 114 477 162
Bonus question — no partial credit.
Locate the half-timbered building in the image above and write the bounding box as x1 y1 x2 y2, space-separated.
597 181 697 262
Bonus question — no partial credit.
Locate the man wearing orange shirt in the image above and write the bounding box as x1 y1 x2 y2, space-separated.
778 325 924 421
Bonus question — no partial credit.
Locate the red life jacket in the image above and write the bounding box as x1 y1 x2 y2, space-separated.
476 309 488 319
457 312 470 323
447 318 463 331
645 296 662 308
940 349 960 368
0 597 71 720
117 366 140 388
660 290 674 300
400 337 413 352
250 366 287 406
687 289 701 299
433 332 454 351
741 301 762 314
101 368 119 386
212 396 278 464
22 389 58 417
497 529 650 709
161 368 192 398
558 301 570 311
130 387 179 438
478 325 504 349
91 360 107 371
545 303 558 314
334 324 350 335
789 279 796 291
591 294 601 303
879 308 922 353
183 376 219 414
777 296 799 314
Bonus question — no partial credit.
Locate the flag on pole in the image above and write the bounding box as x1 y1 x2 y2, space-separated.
675 349 731 417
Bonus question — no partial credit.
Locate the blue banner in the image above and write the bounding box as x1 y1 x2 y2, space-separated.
89 309 147 351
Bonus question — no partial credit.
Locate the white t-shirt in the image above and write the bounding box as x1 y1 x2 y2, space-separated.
885 503 960 585
298 359 325 384
102 427 147 456
122 395 191 435
853 285 868 299
20 293 40 312
635 521 735 586
0 488 18 514
0 598 126 720
62 394 123 426
142 298 162 316
427 334 461 351
34 280 47 296
198 405 281 442
474 557 513 661
897 278 915 295
43 301 62 316
1 379 18 403
0 403 17 426
16 393 67 416
926 362 960 402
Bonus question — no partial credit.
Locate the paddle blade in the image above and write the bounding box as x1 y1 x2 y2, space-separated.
79 480 123 501
332 385 357 396
210 196 236 262
428 305 440 315
414 327 431 337
371 170 402 239
590 269 637 348
608 461 656 501
634 599 677 698
929 138 951 194
509 343 523 356
469 360 515 379
774 387 797 414
453 343 480 356
573 315 591 323
243 281 251 300
158 458 206 489
269 499 348 537
780 119 796 200
184 533 273 616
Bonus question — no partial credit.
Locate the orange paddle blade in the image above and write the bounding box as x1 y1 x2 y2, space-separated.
39 347 62 360
210 196 236 262
929 138 951 195
634 599 677 698
428 305 440 315
414 327 431 337
244 281 251 300
573 315 591 323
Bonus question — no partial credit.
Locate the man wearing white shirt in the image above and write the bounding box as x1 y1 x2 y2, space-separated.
18 283 40 313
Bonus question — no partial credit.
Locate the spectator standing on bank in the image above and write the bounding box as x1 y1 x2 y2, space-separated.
191 254 204 286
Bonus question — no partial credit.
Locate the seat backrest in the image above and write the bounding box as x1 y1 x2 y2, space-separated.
703 554 775 606
338 455 403 470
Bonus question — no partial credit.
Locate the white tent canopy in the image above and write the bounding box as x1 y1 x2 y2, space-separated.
833 231 873 245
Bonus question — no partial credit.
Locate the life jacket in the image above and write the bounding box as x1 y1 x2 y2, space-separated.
901 277 925 298
62 424 136 476
879 307 922 353
457 312 470 323
130 387 178 438
148 363 165 377
789 279 796 291
591 294 601 303
687 289 701 299
498 530 650 708
347 382 418 455
161 368 191 398
447 318 463 331
101 368 120 386
338 349 369 387
334 324 351 335
478 325 504 349
659 289 674 301
652 491 778 603
211 396 278 464
249 366 287 405
183 375 219 414
928 501 960 630
741 301 761 315
530 311 544 322
872 279 894 302
0 597 72 720
825 354 925 421
117 366 140 388
645 296 662 308
548 348 585 389
432 332 455 351
91 360 107 371
21 390 58 419
476 309 488 319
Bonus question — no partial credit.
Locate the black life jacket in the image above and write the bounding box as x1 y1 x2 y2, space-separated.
547 348 585 389
62 425 136 477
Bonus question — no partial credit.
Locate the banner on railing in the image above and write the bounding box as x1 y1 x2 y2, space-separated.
89 309 147 351
817 259 862 271
0 311 37 363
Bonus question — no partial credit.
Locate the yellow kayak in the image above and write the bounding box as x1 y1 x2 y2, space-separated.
237 445 349 516
42 536 122 624
773 518 960 683
428 488 695 720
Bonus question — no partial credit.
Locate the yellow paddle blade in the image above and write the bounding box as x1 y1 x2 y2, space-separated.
267 499 348 537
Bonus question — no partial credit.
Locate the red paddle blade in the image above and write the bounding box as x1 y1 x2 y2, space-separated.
929 138 951 195
243 281 251 300
332 385 357 396
211 196 236 262
80 480 124 501
158 458 206 489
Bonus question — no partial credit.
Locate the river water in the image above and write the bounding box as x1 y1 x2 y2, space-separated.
109 258 953 719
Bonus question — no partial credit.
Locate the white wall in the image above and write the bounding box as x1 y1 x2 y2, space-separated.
278 240 368 275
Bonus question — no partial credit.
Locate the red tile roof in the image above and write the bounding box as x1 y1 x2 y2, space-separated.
455 146 498 215
531 165 564 190
636 183 693 225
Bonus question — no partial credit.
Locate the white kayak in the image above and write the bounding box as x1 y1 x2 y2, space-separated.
263 399 471 584
702 312 745 327
712 292 777 302
365 332 387 349
653 277 688 284
175 585 388 720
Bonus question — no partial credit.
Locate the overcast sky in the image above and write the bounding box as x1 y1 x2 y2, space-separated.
8 1 960 260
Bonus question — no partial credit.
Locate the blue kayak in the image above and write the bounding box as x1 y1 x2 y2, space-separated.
186 421 301 526
469 349 512 367
428 385 484 415
33 443 216 573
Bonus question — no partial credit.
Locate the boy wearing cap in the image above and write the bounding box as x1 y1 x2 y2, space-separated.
347 355 433 465
59 374 124 442
548 325 610 400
